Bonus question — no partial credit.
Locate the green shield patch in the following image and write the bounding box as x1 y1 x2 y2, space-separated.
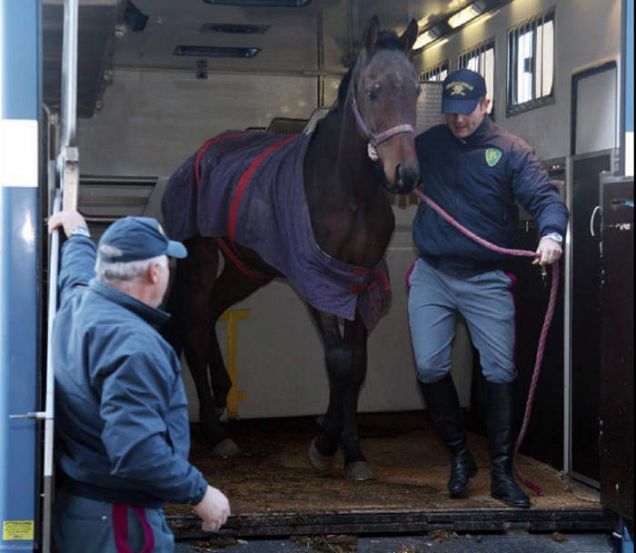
485 148 502 167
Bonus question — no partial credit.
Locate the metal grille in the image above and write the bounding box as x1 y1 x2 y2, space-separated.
419 60 449 82
507 8 556 115
458 39 495 115
265 117 309 135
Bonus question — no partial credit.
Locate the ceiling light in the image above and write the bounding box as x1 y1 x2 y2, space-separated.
173 46 261 58
202 0 311 6
413 29 439 50
447 1 485 29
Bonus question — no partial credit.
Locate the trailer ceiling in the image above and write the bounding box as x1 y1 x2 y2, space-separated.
43 0 472 117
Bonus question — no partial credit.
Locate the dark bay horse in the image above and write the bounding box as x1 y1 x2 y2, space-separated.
162 17 420 480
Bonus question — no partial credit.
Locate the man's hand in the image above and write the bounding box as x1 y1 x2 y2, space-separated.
47 209 89 238
192 485 231 533
533 236 563 266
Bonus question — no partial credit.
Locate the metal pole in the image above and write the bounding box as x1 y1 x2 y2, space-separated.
41 190 61 553
59 0 79 211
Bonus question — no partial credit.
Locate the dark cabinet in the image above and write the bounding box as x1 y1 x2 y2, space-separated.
599 174 634 523
568 151 616 485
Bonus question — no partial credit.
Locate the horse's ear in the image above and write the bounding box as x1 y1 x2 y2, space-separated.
401 19 419 53
362 16 380 55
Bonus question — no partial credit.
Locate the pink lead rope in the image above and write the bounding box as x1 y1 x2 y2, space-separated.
414 189 561 496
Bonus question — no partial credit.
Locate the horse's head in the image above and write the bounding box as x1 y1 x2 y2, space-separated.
350 16 420 195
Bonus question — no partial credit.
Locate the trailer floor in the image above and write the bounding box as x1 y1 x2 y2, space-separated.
167 414 612 538
175 532 615 552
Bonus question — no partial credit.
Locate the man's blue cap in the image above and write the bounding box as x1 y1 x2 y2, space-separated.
441 68 487 115
97 216 187 263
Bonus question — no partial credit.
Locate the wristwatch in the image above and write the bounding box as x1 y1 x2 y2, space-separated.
542 232 563 244
70 226 91 238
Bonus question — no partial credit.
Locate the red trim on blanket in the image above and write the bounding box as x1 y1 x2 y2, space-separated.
194 131 250 185
228 134 298 242
112 505 133 553
215 237 272 282
194 131 272 282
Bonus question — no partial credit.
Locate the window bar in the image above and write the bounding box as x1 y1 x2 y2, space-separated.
506 30 515 109
511 28 517 107
526 21 532 101
539 12 545 99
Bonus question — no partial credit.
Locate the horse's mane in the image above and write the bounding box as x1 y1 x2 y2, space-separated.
335 30 405 112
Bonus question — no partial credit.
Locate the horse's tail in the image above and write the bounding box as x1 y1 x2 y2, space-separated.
159 168 188 357
161 257 186 357
159 155 198 357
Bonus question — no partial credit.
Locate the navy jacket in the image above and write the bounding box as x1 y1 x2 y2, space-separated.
53 236 207 507
413 117 569 265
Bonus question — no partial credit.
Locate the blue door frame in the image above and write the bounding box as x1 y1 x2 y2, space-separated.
0 0 41 551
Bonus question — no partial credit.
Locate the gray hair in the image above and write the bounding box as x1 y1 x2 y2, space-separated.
95 254 168 284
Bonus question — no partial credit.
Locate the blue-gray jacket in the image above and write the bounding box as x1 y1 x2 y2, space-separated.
414 117 568 266
53 236 207 507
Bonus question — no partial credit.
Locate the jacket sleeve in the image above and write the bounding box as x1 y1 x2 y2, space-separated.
58 236 97 304
509 139 569 238
97 346 208 505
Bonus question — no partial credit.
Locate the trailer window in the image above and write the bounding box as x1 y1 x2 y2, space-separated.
419 60 449 82
507 9 555 115
458 40 495 115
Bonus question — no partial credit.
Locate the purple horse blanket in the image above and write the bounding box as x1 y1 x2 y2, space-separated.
162 130 391 330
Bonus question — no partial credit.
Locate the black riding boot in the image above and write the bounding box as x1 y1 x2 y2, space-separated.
485 381 531 508
420 374 477 496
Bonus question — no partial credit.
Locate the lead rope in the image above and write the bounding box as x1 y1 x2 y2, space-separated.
414 190 560 496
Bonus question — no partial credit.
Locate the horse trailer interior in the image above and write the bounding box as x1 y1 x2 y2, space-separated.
0 0 633 551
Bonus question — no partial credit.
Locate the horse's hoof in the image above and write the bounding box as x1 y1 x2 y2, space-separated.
345 461 374 481
308 438 335 472
215 406 229 423
212 438 240 458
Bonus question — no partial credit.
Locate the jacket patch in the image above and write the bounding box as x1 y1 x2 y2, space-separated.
485 148 502 167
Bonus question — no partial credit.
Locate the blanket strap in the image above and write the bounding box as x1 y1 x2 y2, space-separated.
348 266 390 294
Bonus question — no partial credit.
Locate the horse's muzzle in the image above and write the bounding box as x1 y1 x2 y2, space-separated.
386 164 419 195
374 161 420 195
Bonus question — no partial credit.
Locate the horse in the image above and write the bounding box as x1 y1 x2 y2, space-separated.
161 16 420 481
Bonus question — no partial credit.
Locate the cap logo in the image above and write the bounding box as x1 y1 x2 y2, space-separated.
446 80 474 97
485 148 502 167
157 222 165 236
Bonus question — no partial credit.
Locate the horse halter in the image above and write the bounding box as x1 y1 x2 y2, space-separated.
351 95 415 149
351 92 418 195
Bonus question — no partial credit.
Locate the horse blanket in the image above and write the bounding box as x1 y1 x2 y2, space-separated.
162 130 391 330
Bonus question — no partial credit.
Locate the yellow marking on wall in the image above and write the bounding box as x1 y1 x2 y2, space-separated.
3 520 34 540
220 309 250 419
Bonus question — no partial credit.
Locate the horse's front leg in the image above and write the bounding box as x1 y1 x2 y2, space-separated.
308 309 373 480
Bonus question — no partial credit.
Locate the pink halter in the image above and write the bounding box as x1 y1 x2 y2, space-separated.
351 95 415 148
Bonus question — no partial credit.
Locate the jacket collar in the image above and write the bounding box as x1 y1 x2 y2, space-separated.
88 278 170 327
451 115 492 146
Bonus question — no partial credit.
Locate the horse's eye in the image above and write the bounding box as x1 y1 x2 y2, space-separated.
367 90 379 101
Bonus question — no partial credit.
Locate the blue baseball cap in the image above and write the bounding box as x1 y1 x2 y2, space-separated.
441 68 487 115
97 216 187 262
